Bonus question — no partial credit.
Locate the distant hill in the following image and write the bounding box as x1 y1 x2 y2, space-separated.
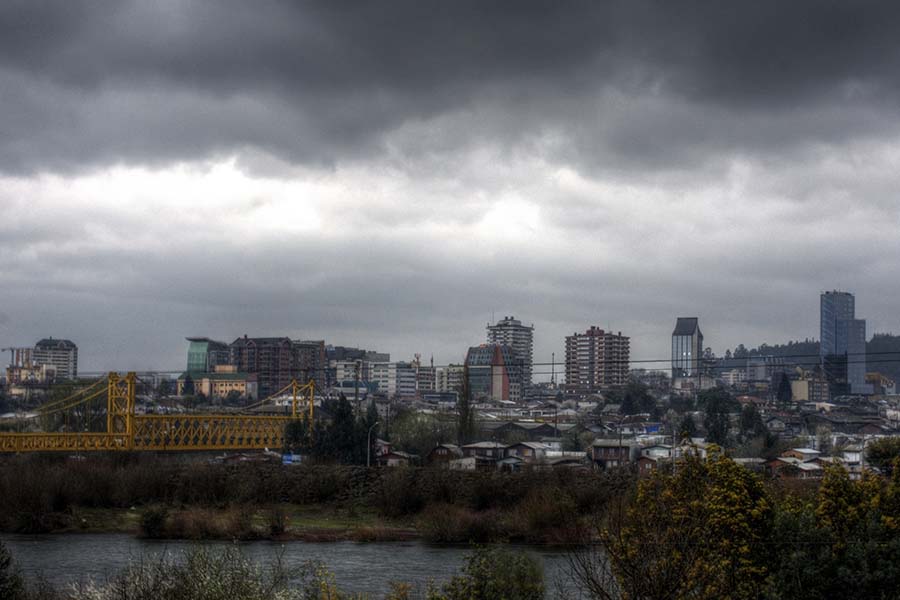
716 333 900 382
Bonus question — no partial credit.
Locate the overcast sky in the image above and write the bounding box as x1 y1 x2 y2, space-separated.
2 1 900 375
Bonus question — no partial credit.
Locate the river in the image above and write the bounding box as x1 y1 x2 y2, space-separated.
2 533 586 598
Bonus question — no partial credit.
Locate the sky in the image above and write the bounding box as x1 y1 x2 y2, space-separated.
2 1 900 376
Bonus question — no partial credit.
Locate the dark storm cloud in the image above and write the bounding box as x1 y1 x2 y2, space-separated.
4 1 900 371
3 1 900 174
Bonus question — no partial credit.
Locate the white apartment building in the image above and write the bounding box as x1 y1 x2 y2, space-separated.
436 364 465 393
371 362 397 396
32 338 78 380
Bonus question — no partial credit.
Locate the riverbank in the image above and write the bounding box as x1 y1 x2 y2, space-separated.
40 504 420 542
0 454 629 544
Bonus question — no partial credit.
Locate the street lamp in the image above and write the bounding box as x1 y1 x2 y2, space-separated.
367 421 380 468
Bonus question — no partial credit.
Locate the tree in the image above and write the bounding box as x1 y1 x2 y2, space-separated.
432 546 544 600
283 417 311 454
327 394 361 464
157 379 172 397
224 390 243 405
391 408 455 456
456 366 476 445
181 374 195 396
579 452 772 600
699 387 736 446
775 373 793 407
677 413 698 441
867 437 900 476
739 404 766 441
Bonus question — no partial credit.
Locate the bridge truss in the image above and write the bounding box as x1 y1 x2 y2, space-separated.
0 373 314 453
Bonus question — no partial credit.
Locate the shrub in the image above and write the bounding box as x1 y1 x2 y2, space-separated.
418 504 502 543
67 547 346 600
267 506 287 536
432 546 544 600
375 469 423 518
139 506 169 539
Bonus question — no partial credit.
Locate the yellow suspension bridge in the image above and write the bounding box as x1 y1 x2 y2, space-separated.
0 373 315 453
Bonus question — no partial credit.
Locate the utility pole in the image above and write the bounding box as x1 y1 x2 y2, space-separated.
354 360 361 411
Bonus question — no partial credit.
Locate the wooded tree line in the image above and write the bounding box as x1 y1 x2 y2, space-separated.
572 450 900 600
283 394 379 464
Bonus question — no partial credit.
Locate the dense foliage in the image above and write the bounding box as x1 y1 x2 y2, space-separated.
572 452 900 600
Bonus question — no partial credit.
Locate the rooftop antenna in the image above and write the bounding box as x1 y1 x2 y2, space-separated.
551 352 556 386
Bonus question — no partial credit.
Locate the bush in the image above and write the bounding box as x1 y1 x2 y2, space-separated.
139 506 169 539
267 506 287 536
418 504 501 543
166 507 257 540
513 487 578 540
66 547 344 600
432 546 544 600
375 469 423 518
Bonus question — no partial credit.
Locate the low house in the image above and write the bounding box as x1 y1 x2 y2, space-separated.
461 441 506 459
641 444 673 459
841 444 863 465
505 441 550 462
427 443 463 464
782 448 821 462
590 439 639 470
377 450 417 467
675 440 712 459
460 441 506 469
767 456 824 479
637 455 665 477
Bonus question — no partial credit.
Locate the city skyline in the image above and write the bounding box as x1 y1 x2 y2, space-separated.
2 287 888 378
3 3 900 372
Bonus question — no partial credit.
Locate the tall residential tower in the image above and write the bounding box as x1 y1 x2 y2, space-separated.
486 316 534 387
565 327 630 393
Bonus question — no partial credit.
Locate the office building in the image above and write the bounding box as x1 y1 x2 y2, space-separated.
486 316 534 386
465 344 522 403
32 338 78 380
185 337 231 374
671 318 703 380
396 361 418 400
564 327 630 393
820 291 869 395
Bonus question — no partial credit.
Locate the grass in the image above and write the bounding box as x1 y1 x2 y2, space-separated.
61 504 416 541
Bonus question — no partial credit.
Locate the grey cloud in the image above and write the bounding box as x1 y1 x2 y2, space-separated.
3 1 900 174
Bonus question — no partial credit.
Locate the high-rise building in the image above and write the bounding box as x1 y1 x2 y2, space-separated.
32 338 78 380
185 337 231 374
465 344 522 403
371 362 397 397
230 336 295 399
292 340 326 390
820 291 869 395
564 327 630 393
671 318 703 380
396 361 418 400
436 364 465 394
486 316 534 386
